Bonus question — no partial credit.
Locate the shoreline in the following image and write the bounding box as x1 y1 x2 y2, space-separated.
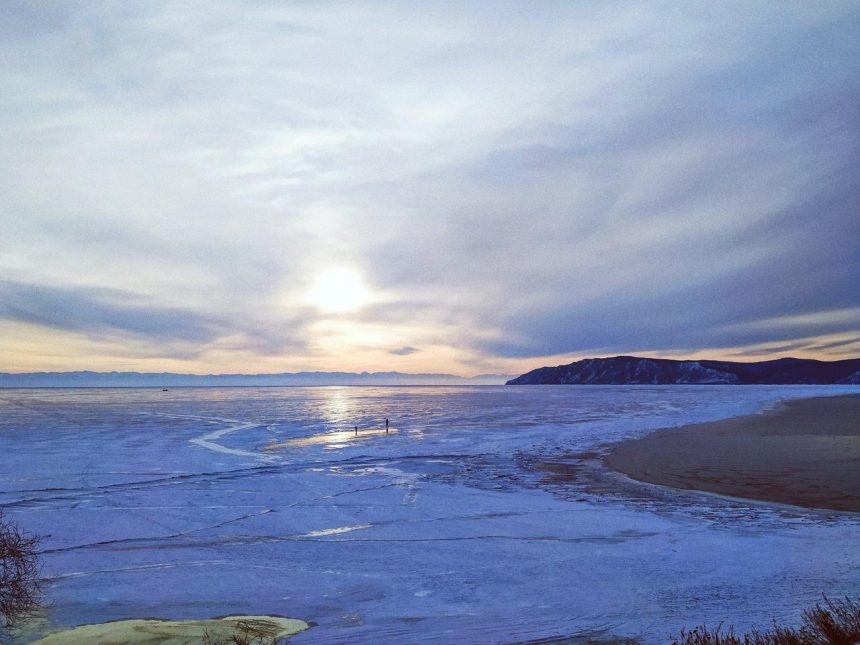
605 393 860 512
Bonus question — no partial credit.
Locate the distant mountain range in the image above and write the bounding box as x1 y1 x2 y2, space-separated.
0 371 512 388
506 356 860 385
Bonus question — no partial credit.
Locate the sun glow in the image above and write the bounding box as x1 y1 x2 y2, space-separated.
308 267 372 313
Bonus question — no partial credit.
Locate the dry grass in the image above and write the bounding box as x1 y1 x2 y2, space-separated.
0 512 42 636
201 620 277 645
672 596 860 645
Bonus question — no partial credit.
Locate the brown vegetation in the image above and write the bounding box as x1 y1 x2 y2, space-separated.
201 620 277 645
672 596 860 645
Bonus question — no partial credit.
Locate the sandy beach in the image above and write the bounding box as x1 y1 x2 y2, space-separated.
606 394 860 512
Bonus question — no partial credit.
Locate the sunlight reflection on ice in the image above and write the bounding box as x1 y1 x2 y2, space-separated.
319 387 355 424
264 427 399 450
300 524 372 538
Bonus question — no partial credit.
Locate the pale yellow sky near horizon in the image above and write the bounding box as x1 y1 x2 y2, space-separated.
1 318 857 376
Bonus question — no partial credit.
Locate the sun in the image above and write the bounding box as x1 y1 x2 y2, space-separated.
308 267 372 313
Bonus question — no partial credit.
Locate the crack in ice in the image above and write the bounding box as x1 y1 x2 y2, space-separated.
39 508 274 554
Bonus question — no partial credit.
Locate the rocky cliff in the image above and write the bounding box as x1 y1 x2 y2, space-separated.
506 356 860 385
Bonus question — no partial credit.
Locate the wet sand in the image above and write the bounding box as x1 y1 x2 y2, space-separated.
606 394 860 512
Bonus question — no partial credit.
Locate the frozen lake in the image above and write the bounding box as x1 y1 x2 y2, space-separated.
1 385 858 643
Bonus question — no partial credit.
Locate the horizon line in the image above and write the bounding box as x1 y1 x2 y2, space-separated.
2 354 859 379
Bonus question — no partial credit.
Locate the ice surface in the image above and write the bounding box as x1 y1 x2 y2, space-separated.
1 385 858 643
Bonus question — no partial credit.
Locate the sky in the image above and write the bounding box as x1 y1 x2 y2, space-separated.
1 1 858 376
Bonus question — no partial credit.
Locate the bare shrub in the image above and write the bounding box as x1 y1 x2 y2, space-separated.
0 512 42 634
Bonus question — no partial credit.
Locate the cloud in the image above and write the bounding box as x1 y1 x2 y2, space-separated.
0 2 858 372
0 280 312 362
0 280 221 343
389 346 419 356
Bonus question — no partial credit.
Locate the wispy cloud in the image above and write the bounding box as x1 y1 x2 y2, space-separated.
389 346 420 356
0 280 220 343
